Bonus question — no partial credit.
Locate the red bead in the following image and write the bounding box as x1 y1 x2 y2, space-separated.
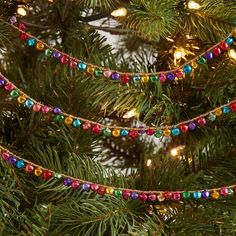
19 33 29 41
60 56 69 64
122 190 131 200
33 104 41 112
176 70 184 78
91 124 101 134
82 122 91 130
41 106 50 114
180 124 188 132
121 74 130 83
91 184 99 191
25 164 34 173
146 128 155 136
2 152 10 160
18 22 26 30
42 170 53 180
129 130 138 139
139 192 148 201
4 83 14 91
71 180 80 189
148 193 157 201
97 186 106 195
197 117 206 126
230 103 236 111
219 41 229 51
163 191 172 200
173 192 181 201
220 187 228 196
213 47 221 56
69 60 77 68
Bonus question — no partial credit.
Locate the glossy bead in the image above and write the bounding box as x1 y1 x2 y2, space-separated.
163 129 171 137
106 187 114 195
97 186 106 195
18 22 26 30
53 107 61 114
102 128 112 136
113 189 122 198
204 51 214 60
139 192 148 201
60 55 69 64
167 73 175 81
36 42 44 50
141 75 149 83
71 180 80 189
159 73 166 83
188 122 196 130
182 191 191 199
171 127 180 136
64 116 73 125
183 65 192 74
82 122 91 130
148 193 157 201
41 106 50 114
225 37 234 45
42 170 53 180
220 187 228 196
112 129 120 137
176 70 184 79
20 33 29 40
121 74 130 83
173 192 181 201
27 38 36 46
4 83 14 91
211 190 220 199
94 69 103 77
17 96 26 104
122 190 131 200
150 75 158 82
213 47 221 56
230 103 236 111
132 75 140 82
111 72 120 80
55 114 64 122
10 90 19 98
82 183 90 191
91 124 101 134
32 104 41 112
8 156 17 165
154 130 163 138
202 190 210 198
16 159 25 169
87 67 94 74
197 117 206 127
34 167 43 176
120 129 129 136
73 119 81 128
54 173 62 179
208 113 216 122
0 79 5 87
25 164 34 173
78 62 87 71
180 124 188 132
52 51 61 59
129 130 138 139
10 16 17 24
91 184 99 191
223 106 230 113
138 126 146 135
156 193 165 202
193 191 201 199
24 99 34 109
2 152 10 160
103 71 112 78
69 60 77 68
44 49 52 56
214 108 222 116
64 177 72 186
219 41 229 51
228 188 234 195
163 191 172 200
197 57 207 64
146 128 155 136
130 192 139 200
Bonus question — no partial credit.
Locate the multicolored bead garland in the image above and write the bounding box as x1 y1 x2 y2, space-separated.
1 144 236 202
8 16 236 85
1 72 236 140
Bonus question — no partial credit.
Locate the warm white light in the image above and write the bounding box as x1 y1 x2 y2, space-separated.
187 1 201 10
170 148 178 157
123 108 137 119
228 49 236 60
17 6 27 16
111 8 128 17
174 50 183 60
146 159 152 167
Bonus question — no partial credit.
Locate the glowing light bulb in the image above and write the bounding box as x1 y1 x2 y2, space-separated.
17 6 27 16
174 50 183 60
123 108 137 119
228 49 236 60
187 1 201 10
170 148 178 157
146 159 152 167
111 8 128 17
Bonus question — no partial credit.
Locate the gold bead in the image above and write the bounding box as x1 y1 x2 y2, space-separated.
87 67 95 74
157 193 165 202
112 129 120 137
17 95 26 103
106 187 114 195
211 190 220 199
64 116 73 125
163 129 171 137
141 75 149 83
36 42 45 50
214 108 222 116
34 167 43 176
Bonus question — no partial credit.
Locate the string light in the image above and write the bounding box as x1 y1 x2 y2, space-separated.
170 148 178 157
174 50 183 60
187 1 201 10
228 49 236 60
111 8 128 17
123 108 137 119
146 159 152 167
17 5 27 16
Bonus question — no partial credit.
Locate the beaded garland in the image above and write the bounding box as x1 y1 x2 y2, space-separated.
1 72 236 139
1 144 235 202
8 16 236 85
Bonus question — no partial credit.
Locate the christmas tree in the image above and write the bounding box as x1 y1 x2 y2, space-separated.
1 0 236 235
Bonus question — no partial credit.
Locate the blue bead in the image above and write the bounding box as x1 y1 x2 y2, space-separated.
111 72 120 80
167 73 175 81
225 37 234 45
204 51 214 60
0 79 5 87
183 65 192 74
8 156 17 165
202 190 210 198
120 129 129 136
130 192 139 200
27 38 36 46
171 128 180 136
73 119 81 128
193 191 202 198
16 159 25 169
24 99 34 109
78 62 87 71
223 106 230 113
63 178 72 186
52 51 61 58
82 183 90 191
132 75 140 82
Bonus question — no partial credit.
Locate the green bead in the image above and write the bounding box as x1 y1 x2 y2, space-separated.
95 69 103 77
150 75 158 82
197 57 207 65
55 114 64 122
208 113 216 122
44 48 52 56
10 90 19 98
228 188 234 195
182 191 191 199
54 173 62 179
113 189 122 198
154 130 163 138
103 128 112 136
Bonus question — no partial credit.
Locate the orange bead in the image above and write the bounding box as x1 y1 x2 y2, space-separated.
112 129 120 137
87 67 95 74
106 187 114 195
211 190 220 199
36 42 45 50
34 167 43 176
141 75 149 83
214 108 222 116
17 96 26 103
163 129 171 137
64 116 73 125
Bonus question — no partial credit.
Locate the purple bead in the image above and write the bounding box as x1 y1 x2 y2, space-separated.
204 52 214 60
202 190 210 198
167 73 175 81
130 192 139 200
8 156 17 165
0 79 5 87
138 126 146 135
111 72 121 80
82 183 90 191
188 122 196 130
52 51 62 59
63 177 72 186
10 16 17 24
53 107 62 114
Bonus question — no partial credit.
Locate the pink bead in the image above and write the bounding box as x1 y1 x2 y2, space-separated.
146 128 155 136
69 60 78 68
33 104 41 112
91 184 99 191
163 191 172 200
71 180 80 189
148 193 157 201
2 152 10 160
220 187 228 196
103 71 112 78
18 22 26 30
139 192 148 201
173 192 181 201
60 55 69 64
4 83 14 91
159 73 166 83
213 47 221 57
197 117 206 126
122 190 131 200
41 106 50 114
83 122 91 130
176 70 184 78
91 124 101 134
129 130 138 139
